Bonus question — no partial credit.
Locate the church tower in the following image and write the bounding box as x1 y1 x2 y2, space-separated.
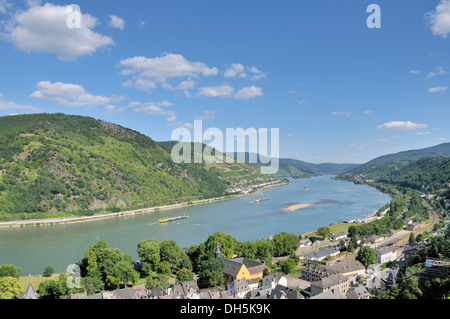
215 242 221 259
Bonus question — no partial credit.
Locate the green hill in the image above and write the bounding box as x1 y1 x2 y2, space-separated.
0 113 243 220
337 156 450 192
363 143 450 167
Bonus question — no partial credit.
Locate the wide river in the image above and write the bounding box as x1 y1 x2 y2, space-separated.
0 175 391 275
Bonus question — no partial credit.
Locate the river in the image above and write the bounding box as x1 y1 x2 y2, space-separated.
0 175 391 275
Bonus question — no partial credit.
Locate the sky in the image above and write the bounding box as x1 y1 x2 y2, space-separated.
0 0 449 164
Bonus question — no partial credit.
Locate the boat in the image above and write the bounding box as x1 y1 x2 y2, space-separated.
304 185 309 188
157 215 189 223
254 198 269 203
305 188 311 192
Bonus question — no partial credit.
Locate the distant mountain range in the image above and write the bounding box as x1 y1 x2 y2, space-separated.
362 142 450 167
231 152 360 178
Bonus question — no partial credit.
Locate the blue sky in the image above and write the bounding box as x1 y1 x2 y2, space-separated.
0 0 449 164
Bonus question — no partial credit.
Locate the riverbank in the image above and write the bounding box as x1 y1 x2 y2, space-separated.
0 180 290 229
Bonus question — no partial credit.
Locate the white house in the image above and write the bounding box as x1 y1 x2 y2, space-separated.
375 246 397 264
330 232 347 241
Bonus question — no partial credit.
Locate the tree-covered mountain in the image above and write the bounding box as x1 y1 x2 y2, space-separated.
0 113 237 220
337 156 450 192
362 143 450 167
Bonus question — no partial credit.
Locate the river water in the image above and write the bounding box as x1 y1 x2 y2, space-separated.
0 175 391 275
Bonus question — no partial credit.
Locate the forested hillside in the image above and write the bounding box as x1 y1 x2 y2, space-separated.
0 113 231 221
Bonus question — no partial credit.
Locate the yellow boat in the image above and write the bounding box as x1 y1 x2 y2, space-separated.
157 215 188 223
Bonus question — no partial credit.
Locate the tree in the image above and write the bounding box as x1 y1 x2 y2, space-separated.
408 232 416 244
203 232 238 259
254 239 273 262
235 241 257 259
0 276 22 299
316 227 331 239
160 240 192 273
137 238 161 275
38 274 72 299
272 232 299 257
176 268 194 283
43 266 54 277
356 246 377 267
0 264 20 279
145 272 170 290
197 258 225 289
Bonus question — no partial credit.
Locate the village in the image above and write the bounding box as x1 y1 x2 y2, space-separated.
19 203 450 300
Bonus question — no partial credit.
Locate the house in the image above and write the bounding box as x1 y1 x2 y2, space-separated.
247 287 271 299
261 273 287 289
301 264 337 282
299 238 312 247
227 278 252 299
327 260 366 283
268 284 304 299
216 243 267 284
366 234 381 244
375 246 398 264
310 273 350 296
309 288 345 299
406 222 422 231
330 232 347 241
346 286 371 299
403 243 423 267
304 246 339 262
19 283 39 299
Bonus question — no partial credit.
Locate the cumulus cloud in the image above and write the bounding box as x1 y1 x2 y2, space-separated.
427 0 450 38
234 86 263 99
108 14 125 30
119 53 219 92
198 85 234 97
223 63 266 80
377 121 428 130
5 3 114 60
31 81 124 107
428 86 448 93
0 93 42 112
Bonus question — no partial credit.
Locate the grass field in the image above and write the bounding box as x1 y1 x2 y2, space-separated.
19 274 64 293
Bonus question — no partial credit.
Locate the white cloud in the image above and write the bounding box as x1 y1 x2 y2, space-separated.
348 141 367 150
198 85 234 97
376 138 389 142
331 111 351 117
31 81 124 107
234 86 263 99
108 15 125 30
194 110 215 120
224 63 245 78
416 131 431 135
410 70 420 74
119 53 219 89
377 121 428 130
427 66 447 78
428 86 448 92
427 0 450 38
223 63 266 80
298 99 307 105
0 0 11 14
5 3 114 60
0 93 42 112
363 110 374 115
